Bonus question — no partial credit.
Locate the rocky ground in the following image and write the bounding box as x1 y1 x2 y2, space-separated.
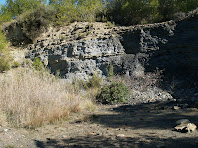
1 100 198 148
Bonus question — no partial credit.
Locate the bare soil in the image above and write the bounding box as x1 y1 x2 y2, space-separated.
1 101 198 148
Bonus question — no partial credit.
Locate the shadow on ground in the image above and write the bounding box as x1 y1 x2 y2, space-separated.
35 135 198 148
34 101 198 148
91 101 198 130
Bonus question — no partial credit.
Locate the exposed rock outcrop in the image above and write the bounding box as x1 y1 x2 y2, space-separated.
26 10 198 80
118 14 198 76
26 22 135 80
24 10 198 104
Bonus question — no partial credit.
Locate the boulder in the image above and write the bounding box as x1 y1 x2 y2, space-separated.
174 122 197 133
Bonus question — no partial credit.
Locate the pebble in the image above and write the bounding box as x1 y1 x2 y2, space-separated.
62 135 67 138
4 129 8 132
88 132 97 136
116 134 125 137
173 106 180 110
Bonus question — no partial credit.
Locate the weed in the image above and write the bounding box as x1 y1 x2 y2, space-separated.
60 35 66 40
6 145 14 148
77 33 87 40
87 72 102 88
106 21 114 28
33 57 44 71
0 56 11 72
12 61 20 68
107 64 114 78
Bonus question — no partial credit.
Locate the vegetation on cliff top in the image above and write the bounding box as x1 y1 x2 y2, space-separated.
0 0 198 26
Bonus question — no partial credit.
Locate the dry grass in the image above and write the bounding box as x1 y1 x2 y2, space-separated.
0 67 94 128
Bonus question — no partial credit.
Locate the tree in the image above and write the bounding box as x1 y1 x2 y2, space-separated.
0 0 47 18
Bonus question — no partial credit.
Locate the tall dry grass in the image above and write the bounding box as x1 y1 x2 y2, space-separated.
0 67 94 128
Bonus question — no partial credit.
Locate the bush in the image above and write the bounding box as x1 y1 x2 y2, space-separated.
107 64 114 77
106 0 198 25
18 6 56 42
0 29 12 72
72 72 102 91
0 56 11 72
87 72 103 88
12 61 20 68
2 5 57 45
97 82 130 104
33 57 45 71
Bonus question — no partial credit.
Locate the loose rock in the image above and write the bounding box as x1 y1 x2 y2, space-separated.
176 119 190 125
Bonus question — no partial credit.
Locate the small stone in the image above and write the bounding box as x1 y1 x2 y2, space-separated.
173 106 180 110
116 134 125 137
176 119 190 125
187 123 197 133
174 123 197 133
4 129 8 132
62 135 67 138
88 132 97 136
173 99 177 102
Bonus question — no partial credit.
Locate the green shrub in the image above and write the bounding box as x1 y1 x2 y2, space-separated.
107 64 114 77
55 69 60 78
18 6 56 42
72 79 90 91
73 72 102 91
106 0 198 25
77 33 87 40
33 57 44 71
0 56 11 72
2 5 57 45
0 29 12 72
106 21 114 28
12 61 20 68
97 82 130 104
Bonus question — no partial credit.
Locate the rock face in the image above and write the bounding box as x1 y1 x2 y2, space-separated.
26 10 198 81
26 22 135 80
118 15 198 76
24 10 198 104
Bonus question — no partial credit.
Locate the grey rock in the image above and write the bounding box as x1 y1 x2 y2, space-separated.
23 12 198 106
173 106 180 110
26 34 129 79
176 119 190 125
174 123 197 133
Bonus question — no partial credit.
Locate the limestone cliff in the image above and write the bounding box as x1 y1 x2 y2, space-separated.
25 22 133 80
25 9 198 82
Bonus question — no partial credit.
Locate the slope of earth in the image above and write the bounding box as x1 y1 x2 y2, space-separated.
1 101 198 148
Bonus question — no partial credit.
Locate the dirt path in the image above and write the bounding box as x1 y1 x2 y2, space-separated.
1 101 198 148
